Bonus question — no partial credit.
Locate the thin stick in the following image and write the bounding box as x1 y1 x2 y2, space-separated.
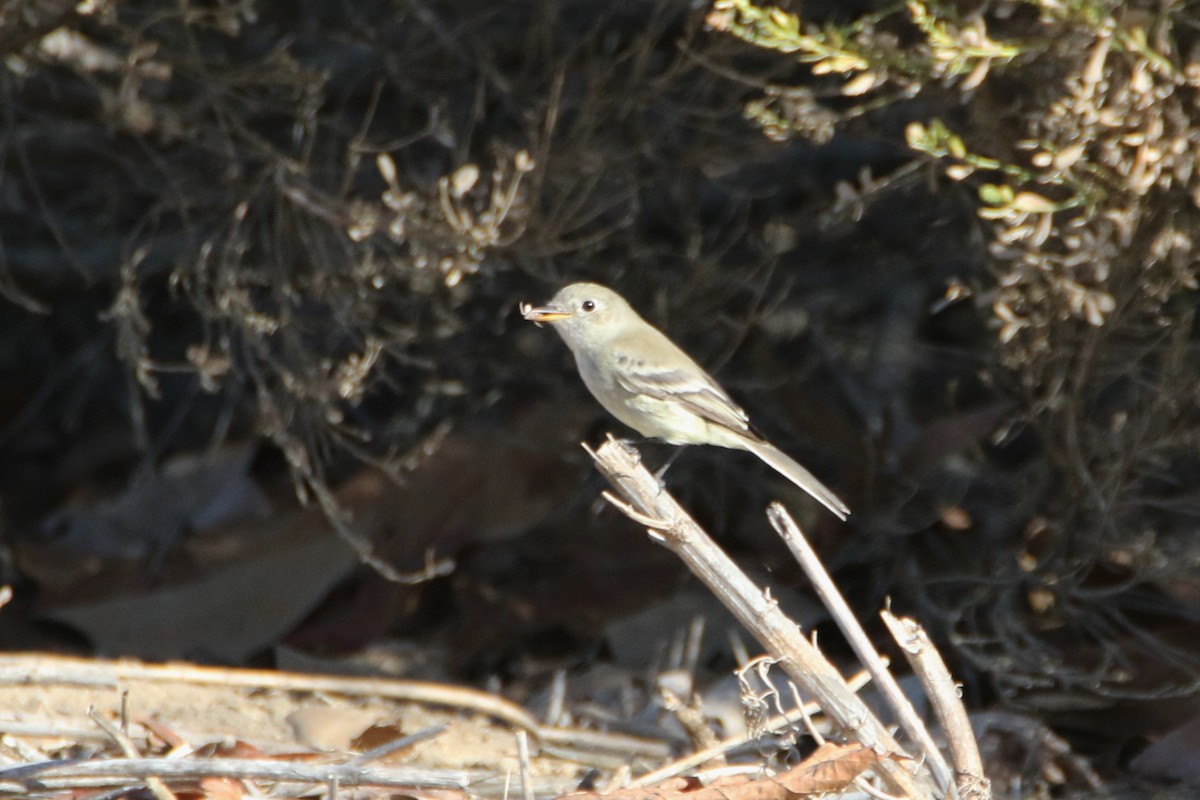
629 667 875 788
767 502 954 796
0 757 477 792
881 611 991 800
545 670 567 727
516 731 534 800
347 723 449 766
89 709 178 800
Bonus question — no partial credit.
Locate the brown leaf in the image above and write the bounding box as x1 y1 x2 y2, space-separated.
776 742 880 793
351 723 407 752
137 715 187 749
209 739 269 759
199 777 246 800
557 744 879 800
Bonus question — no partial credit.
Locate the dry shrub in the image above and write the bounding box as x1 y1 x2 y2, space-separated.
0 2 802 556
714 0 1200 701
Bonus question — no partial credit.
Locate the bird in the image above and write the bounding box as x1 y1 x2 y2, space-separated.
521 282 850 520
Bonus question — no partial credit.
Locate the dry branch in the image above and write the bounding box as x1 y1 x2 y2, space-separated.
767 503 954 794
588 437 931 800
882 611 991 800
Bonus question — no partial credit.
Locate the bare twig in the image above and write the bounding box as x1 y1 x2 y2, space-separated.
629 667 875 788
882 611 991 800
658 685 721 757
767 502 954 796
588 437 931 800
516 731 534 800
0 757 475 793
0 654 670 762
89 709 178 800
545 669 567 727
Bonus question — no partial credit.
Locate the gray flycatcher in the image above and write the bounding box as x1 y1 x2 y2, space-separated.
521 282 850 520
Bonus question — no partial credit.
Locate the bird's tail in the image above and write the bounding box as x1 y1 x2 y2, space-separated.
741 437 851 521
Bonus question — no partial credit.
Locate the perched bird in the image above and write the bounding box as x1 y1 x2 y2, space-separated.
521 283 850 520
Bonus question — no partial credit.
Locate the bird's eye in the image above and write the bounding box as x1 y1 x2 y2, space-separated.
581 300 596 312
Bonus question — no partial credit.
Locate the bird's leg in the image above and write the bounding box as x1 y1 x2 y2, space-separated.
610 436 680 483
653 446 684 482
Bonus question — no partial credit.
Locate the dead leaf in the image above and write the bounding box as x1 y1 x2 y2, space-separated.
197 776 245 800
777 742 880 793
287 706 380 751
138 715 187 749
351 723 408 752
557 742 880 800
41 525 357 660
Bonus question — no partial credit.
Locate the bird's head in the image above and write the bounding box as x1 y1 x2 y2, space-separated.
520 282 634 348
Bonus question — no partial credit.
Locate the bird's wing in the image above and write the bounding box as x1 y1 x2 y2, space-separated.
611 347 752 434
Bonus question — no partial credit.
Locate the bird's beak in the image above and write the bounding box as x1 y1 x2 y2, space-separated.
520 301 571 323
